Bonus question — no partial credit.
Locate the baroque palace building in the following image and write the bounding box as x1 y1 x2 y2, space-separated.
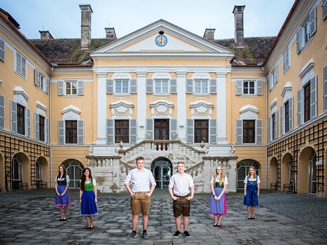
0 0 326 196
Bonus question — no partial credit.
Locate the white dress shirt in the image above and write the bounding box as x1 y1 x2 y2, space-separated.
124 168 156 192
169 172 194 196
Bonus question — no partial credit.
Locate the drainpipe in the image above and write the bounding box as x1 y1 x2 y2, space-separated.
49 66 53 188
265 69 268 189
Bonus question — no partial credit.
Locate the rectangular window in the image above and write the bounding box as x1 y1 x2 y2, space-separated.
243 81 255 95
304 83 311 123
39 73 45 91
66 81 77 95
194 80 208 94
284 101 289 133
115 80 129 94
155 80 169 94
283 46 290 73
17 104 25 135
243 120 255 143
272 113 276 140
65 120 77 144
15 51 26 78
194 119 208 143
297 7 316 53
304 16 311 44
39 115 45 141
0 37 5 61
115 120 129 143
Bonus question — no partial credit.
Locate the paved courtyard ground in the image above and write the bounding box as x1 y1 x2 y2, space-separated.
0 189 326 244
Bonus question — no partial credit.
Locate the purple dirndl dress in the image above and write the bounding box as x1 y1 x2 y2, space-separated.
210 181 227 215
55 175 70 207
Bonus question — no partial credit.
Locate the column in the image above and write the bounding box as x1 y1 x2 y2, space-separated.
176 71 187 141
95 72 107 144
136 71 147 141
216 72 228 144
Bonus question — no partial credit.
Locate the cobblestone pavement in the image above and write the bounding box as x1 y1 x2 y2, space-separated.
0 189 326 245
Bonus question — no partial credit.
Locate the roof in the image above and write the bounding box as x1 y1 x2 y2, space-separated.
30 38 111 66
30 36 276 67
215 37 276 66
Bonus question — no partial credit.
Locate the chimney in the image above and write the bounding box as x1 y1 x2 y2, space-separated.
233 5 245 48
203 28 215 41
105 27 117 40
79 4 93 50
39 30 54 40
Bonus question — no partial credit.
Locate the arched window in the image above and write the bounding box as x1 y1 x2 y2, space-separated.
36 159 42 181
62 159 84 189
12 154 23 189
236 159 260 189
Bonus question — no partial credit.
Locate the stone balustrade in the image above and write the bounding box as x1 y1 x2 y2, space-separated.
86 143 237 193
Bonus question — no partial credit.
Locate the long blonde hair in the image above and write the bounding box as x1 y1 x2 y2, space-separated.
214 166 224 186
248 166 257 178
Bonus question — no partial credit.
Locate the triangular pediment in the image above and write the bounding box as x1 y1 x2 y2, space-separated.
91 19 234 58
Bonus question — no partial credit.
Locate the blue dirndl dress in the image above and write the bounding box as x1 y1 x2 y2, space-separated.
210 182 227 215
55 175 70 206
81 179 98 216
244 176 259 207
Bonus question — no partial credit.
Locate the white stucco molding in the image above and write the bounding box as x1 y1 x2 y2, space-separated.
152 72 171 79
112 72 131 79
150 100 174 115
269 98 277 109
281 82 292 103
281 82 292 97
298 58 314 78
62 105 81 120
239 104 259 119
190 100 213 116
192 72 210 79
36 101 47 116
109 100 134 117
13 86 29 106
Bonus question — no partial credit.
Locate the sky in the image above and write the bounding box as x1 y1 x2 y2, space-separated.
1 0 295 40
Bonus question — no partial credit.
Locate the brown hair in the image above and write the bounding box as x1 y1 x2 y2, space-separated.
136 156 144 162
80 167 93 191
57 165 66 179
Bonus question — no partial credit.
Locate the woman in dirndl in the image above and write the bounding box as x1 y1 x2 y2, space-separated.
244 166 260 219
80 167 98 229
209 166 228 227
55 165 70 221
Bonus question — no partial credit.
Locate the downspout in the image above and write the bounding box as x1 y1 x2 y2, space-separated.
265 68 269 189
49 66 53 188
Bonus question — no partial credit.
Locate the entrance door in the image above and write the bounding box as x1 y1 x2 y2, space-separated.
154 119 169 140
152 158 172 189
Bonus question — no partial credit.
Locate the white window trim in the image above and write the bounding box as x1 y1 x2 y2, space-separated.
115 80 130 94
154 79 169 95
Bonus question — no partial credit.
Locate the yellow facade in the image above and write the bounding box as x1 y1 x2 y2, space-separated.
1 1 327 196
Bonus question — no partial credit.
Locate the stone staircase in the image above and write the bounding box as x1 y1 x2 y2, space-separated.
86 140 238 193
